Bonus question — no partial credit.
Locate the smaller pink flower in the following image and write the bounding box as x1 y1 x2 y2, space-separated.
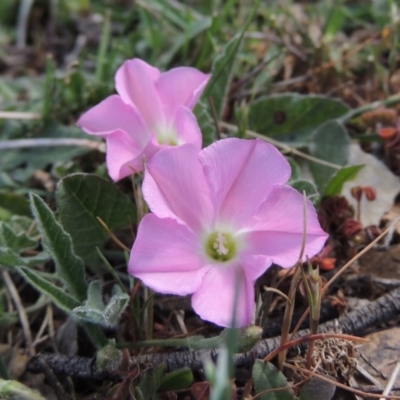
77 58 211 181
128 138 328 327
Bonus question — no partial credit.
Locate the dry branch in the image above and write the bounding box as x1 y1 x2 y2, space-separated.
27 286 400 380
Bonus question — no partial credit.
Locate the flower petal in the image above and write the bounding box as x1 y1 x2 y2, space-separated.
156 67 211 117
105 130 157 180
115 59 164 131
244 186 328 267
191 263 255 327
199 138 291 228
128 214 210 295
143 145 214 233
77 95 142 138
175 106 202 148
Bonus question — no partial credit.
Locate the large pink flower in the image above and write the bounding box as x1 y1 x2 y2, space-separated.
128 138 328 327
77 58 211 181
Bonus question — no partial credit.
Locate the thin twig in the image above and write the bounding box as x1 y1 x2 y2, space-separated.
0 111 41 120
2 271 35 356
0 138 105 152
380 362 400 400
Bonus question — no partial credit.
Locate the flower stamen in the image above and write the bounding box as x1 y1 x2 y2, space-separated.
205 231 237 262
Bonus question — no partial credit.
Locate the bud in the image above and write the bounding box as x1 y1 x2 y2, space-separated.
363 186 377 201
379 127 397 140
350 186 363 202
96 341 122 371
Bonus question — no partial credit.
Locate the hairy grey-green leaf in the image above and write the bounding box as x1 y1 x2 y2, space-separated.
0 247 49 270
17 266 80 312
56 173 136 265
0 222 37 251
29 192 87 301
72 287 129 328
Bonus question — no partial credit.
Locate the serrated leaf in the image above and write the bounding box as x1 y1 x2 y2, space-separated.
0 247 49 270
159 367 193 391
29 193 87 301
17 266 107 348
17 266 80 312
252 360 295 400
56 173 136 265
248 94 349 145
323 165 364 196
309 120 350 193
0 222 37 251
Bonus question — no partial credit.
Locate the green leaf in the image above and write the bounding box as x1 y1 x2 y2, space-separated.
204 34 242 121
0 193 30 218
29 192 87 301
85 280 104 310
287 158 301 183
194 100 217 146
290 180 319 199
248 94 349 145
323 165 364 196
0 378 45 400
309 120 350 193
252 360 295 400
56 173 136 265
135 364 166 400
17 266 80 312
204 0 260 121
161 18 212 66
17 266 107 348
0 247 49 270
159 368 193 391
0 222 37 251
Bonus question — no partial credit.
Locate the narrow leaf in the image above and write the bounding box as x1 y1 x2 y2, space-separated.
17 266 80 312
29 192 87 301
194 100 217 146
204 34 242 120
323 165 364 196
204 0 261 120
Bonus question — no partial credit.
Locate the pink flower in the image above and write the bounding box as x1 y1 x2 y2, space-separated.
77 58 211 181
128 138 328 327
